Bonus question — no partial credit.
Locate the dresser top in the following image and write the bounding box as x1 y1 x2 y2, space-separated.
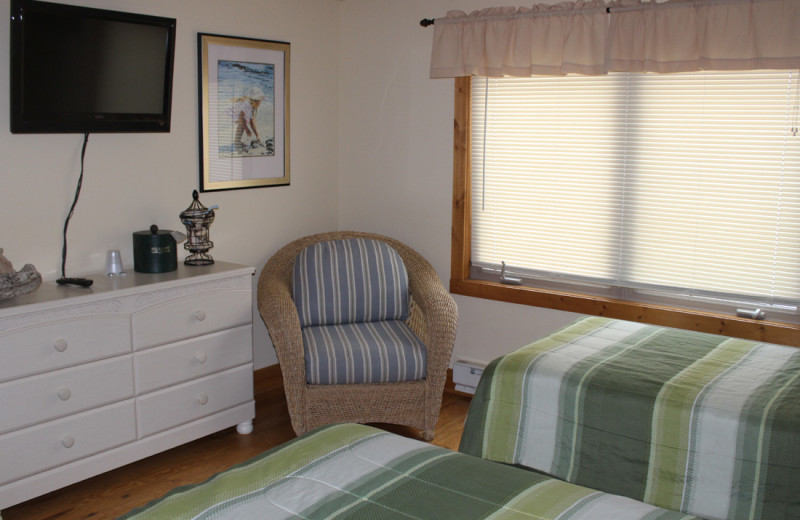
0 261 254 314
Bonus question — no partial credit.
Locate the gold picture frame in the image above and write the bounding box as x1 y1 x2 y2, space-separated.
198 33 290 191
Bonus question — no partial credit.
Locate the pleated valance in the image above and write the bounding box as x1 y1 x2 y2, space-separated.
429 0 800 78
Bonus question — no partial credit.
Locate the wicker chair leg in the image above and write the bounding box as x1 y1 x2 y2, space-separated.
422 430 434 442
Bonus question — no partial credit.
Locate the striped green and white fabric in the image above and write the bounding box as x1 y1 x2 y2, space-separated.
119 423 698 520
459 317 800 520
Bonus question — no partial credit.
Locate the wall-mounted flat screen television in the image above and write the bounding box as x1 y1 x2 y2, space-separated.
10 0 176 133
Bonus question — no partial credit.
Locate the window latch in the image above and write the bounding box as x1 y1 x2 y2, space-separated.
736 308 766 320
500 261 522 286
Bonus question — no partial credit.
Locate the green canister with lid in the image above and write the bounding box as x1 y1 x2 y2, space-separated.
132 225 179 273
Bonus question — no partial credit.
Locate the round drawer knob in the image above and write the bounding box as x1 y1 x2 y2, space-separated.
61 435 75 449
194 310 207 322
57 388 72 401
196 393 209 405
195 352 208 364
54 339 68 352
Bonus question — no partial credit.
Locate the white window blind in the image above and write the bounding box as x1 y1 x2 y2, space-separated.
471 70 800 322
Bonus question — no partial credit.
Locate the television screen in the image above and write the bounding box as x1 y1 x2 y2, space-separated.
10 0 176 133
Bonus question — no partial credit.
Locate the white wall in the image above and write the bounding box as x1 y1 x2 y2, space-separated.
0 0 581 371
0 0 342 369
338 0 580 365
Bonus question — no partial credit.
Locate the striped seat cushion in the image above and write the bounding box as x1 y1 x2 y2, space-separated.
292 238 409 327
302 320 426 384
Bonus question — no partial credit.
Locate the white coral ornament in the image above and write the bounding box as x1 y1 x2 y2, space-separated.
0 248 42 301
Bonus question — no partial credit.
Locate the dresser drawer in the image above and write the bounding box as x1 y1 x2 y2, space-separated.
135 325 252 393
132 288 251 350
0 356 134 435
136 365 253 438
0 400 136 485
0 316 132 383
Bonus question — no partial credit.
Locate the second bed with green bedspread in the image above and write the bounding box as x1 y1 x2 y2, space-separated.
460 316 800 520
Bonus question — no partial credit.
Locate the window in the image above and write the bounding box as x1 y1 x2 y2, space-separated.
451 71 800 345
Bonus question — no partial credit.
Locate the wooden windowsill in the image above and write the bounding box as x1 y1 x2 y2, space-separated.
451 277 800 348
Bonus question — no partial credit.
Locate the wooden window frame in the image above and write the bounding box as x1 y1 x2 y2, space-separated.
450 76 800 347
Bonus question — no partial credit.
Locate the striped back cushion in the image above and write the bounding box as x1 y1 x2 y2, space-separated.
292 238 410 327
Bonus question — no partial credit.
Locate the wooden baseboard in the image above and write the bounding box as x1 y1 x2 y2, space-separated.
255 365 473 399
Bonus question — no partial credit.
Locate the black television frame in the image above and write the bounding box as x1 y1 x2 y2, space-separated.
9 0 176 134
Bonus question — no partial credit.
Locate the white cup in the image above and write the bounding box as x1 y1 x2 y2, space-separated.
105 249 126 276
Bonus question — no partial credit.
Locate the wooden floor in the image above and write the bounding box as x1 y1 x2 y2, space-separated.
3 372 472 520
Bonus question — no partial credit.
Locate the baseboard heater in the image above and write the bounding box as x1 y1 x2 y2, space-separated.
452 360 487 395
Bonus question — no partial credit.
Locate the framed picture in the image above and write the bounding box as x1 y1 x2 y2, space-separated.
198 33 290 191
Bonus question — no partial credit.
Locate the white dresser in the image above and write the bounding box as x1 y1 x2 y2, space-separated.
0 262 256 512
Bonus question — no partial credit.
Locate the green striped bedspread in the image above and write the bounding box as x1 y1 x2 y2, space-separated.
459 317 800 520
119 423 697 520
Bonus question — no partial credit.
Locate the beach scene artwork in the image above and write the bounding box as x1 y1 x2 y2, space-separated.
216 60 275 158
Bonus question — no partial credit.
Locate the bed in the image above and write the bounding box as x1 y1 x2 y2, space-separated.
459 316 800 520
119 422 698 520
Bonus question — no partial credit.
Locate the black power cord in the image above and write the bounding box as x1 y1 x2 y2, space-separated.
57 133 93 288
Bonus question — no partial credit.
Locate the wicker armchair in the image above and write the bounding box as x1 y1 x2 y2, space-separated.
257 231 457 441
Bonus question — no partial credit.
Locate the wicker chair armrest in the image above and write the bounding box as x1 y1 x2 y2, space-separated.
257 276 304 372
398 246 458 384
257 249 307 427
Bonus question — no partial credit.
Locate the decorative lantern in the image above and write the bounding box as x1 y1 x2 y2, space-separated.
179 190 217 266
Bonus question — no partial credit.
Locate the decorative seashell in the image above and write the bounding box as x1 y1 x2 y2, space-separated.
0 264 42 301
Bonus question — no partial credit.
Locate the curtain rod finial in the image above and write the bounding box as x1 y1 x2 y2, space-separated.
420 18 435 27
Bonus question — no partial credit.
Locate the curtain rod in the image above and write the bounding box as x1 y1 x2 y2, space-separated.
421 5 666 26
420 8 613 26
